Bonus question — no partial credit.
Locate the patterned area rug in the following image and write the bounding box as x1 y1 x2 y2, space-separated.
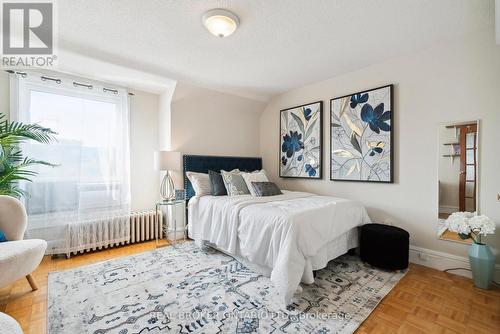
48 242 405 333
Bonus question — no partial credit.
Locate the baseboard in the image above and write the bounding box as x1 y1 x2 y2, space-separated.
409 245 500 281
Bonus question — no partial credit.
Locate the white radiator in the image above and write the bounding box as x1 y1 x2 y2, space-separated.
129 210 163 243
66 210 163 257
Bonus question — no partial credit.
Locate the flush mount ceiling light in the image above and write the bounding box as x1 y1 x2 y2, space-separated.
202 9 239 38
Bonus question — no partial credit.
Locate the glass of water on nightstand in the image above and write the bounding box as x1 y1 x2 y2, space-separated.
155 200 186 247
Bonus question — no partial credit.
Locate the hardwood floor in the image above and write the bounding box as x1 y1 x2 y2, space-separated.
1 241 499 334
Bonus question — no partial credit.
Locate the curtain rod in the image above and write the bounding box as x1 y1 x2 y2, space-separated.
4 69 135 96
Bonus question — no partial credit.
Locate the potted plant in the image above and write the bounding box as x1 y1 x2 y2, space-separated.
445 211 496 289
0 113 57 198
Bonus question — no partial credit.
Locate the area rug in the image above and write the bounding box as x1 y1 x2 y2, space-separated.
48 242 405 333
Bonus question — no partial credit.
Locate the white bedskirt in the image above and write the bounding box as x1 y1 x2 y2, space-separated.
202 227 359 282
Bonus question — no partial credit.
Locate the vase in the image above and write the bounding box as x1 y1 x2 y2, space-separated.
468 242 495 289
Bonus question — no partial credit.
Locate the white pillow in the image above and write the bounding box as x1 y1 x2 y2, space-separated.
186 172 211 196
242 170 269 197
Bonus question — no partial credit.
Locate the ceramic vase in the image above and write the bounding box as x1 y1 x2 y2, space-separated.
468 242 495 289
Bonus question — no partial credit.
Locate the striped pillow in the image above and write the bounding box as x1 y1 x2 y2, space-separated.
186 172 211 196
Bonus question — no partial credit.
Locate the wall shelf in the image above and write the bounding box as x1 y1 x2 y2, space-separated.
442 154 460 157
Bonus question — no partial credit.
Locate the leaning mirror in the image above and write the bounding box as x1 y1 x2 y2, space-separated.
437 120 479 244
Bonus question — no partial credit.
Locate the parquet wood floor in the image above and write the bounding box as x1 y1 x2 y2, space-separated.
1 240 498 333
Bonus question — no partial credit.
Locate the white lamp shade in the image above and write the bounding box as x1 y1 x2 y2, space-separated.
154 151 181 171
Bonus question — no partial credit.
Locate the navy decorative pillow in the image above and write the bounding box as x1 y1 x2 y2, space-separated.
0 230 7 242
208 170 227 196
251 182 283 197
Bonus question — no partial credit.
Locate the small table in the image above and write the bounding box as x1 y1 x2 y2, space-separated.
155 200 186 247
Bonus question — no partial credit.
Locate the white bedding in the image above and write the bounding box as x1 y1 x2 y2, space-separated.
188 191 371 305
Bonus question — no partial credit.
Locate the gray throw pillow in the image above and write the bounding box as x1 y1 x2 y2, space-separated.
208 170 227 196
251 182 283 197
221 170 250 196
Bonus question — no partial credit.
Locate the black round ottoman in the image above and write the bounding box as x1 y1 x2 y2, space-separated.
360 223 409 270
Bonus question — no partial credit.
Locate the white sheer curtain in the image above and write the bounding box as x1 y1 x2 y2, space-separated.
10 71 131 255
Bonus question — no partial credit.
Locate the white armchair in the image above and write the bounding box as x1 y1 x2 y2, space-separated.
0 195 47 290
0 311 23 334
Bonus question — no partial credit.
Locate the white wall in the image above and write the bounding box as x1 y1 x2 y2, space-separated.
129 90 160 211
159 87 176 151
171 83 265 157
170 83 265 187
260 29 500 265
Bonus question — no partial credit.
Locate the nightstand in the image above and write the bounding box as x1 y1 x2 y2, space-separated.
155 200 186 247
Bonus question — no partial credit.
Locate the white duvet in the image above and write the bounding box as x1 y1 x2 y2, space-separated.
188 191 371 305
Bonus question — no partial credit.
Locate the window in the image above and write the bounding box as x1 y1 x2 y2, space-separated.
11 72 131 254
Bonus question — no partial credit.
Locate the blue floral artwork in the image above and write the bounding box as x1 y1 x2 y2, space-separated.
330 85 393 182
280 101 322 178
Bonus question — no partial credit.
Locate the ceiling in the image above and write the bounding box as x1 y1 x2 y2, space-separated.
58 0 495 101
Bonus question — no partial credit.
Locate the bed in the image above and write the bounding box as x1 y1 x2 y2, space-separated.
183 154 371 305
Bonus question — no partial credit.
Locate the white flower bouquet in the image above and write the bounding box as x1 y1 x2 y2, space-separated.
445 212 496 244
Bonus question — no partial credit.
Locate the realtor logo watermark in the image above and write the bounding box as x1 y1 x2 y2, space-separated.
1 0 57 68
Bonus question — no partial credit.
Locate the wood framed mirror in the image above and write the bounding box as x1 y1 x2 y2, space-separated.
437 120 480 244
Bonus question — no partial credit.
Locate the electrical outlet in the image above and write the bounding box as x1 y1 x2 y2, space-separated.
383 218 394 226
419 252 428 261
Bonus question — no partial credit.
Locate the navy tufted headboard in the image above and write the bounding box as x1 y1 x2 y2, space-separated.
183 154 263 201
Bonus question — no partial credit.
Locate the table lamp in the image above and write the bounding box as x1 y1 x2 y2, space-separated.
154 151 181 201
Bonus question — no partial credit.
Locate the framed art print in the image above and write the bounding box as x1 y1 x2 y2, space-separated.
280 101 323 179
330 85 393 183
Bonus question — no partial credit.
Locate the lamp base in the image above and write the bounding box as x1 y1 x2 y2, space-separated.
160 171 175 201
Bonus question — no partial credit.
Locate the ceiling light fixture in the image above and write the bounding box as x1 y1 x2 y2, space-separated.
202 9 239 38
